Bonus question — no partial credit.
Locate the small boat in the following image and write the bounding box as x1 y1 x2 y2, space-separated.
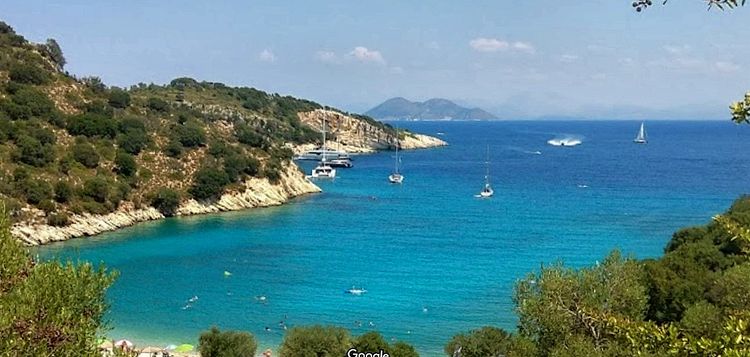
476 145 494 198
388 131 404 184
326 158 353 168
310 119 337 179
634 122 647 144
346 287 367 295
311 162 336 178
295 148 350 161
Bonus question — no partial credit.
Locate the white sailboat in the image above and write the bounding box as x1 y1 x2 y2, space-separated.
633 122 647 144
311 119 336 179
477 145 494 198
388 131 404 184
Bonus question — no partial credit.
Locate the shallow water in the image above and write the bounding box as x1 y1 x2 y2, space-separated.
37 120 750 356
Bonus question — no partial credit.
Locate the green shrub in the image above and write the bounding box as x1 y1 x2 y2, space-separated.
198 327 257 357
262 159 283 184
66 113 118 138
107 88 131 109
224 154 260 182
147 97 169 112
353 332 390 355
54 180 73 203
23 179 53 205
235 124 265 148
82 177 109 203
150 187 180 216
38 199 56 214
8 63 50 85
116 123 148 155
72 140 100 168
0 98 31 120
9 86 56 118
12 135 55 167
174 122 206 148
279 325 351 357
390 342 420 357
0 208 116 355
164 139 183 157
189 167 229 200
46 212 70 227
445 326 512 357
114 151 137 177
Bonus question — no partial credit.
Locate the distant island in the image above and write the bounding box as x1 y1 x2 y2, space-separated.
366 97 497 120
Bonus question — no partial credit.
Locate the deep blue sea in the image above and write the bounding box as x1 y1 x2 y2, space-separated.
37 121 750 356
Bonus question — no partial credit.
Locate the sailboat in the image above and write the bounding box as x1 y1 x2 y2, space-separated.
477 145 494 198
633 122 647 144
311 119 336 179
388 132 404 184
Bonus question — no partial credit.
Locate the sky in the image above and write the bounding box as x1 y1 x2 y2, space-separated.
1 0 748 119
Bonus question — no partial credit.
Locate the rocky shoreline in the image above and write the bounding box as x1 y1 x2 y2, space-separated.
12 164 320 246
12 120 446 246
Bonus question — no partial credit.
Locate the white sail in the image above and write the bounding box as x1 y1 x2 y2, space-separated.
634 122 647 143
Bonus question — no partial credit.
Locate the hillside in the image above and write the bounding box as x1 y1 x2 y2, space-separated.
0 21 441 244
366 97 497 120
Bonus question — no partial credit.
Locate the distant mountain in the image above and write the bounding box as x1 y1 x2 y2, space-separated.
366 97 497 120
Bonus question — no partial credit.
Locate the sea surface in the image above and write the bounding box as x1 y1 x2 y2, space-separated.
37 120 750 356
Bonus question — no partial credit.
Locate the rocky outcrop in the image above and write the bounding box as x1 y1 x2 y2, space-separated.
296 109 446 154
11 163 320 246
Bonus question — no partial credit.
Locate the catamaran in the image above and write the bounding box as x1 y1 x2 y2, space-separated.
634 122 647 144
311 119 336 179
388 132 404 184
477 145 494 198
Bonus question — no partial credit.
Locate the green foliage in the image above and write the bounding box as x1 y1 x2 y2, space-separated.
116 117 148 155
4 85 57 120
147 97 169 112
445 326 512 357
0 207 116 356
708 263 750 311
679 301 724 339
13 135 55 167
47 212 70 227
22 179 53 205
353 331 390 354
189 167 230 200
198 327 257 357
82 176 109 203
150 187 180 216
279 325 351 357
54 180 73 203
173 122 206 148
108 88 131 109
164 139 183 157
67 113 118 138
114 151 137 177
391 342 420 357
40 38 66 68
513 251 647 354
224 153 260 182
8 63 50 85
235 124 265 148
72 140 100 168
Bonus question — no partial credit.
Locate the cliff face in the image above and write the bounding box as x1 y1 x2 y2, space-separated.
296 109 447 154
12 163 320 246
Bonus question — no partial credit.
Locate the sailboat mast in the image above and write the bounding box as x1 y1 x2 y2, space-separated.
394 130 400 174
322 119 327 162
485 145 490 185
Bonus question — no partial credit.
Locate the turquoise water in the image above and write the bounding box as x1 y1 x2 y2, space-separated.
37 121 750 356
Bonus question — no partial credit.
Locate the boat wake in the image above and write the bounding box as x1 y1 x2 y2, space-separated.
547 135 583 147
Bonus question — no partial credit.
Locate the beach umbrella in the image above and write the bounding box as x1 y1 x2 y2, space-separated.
174 344 194 353
98 339 114 350
140 346 163 353
164 344 177 351
114 339 134 349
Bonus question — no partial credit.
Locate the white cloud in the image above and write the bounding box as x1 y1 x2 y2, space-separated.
469 37 509 52
314 50 341 64
469 37 534 54
349 46 386 65
715 61 740 73
512 41 535 53
559 54 579 63
258 49 276 63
